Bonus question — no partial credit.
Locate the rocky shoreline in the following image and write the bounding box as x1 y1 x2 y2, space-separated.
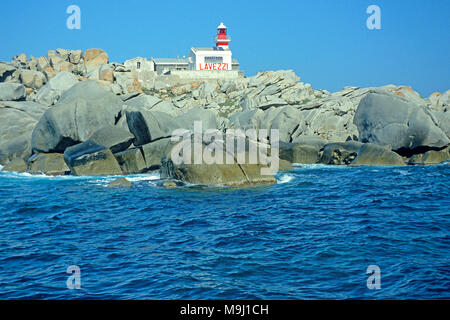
0 48 449 187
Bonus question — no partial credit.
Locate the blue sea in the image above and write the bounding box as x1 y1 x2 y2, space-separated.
0 164 448 300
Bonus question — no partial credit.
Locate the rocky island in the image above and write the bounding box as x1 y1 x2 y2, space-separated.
0 48 449 187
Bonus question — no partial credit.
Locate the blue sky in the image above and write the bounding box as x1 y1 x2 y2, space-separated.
0 0 448 96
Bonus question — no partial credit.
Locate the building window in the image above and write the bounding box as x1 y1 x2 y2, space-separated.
205 56 223 63
137 62 141 69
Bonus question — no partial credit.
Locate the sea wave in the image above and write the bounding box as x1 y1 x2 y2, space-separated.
393 169 412 176
0 170 116 181
126 172 160 182
293 163 349 169
0 164 448 299
88 172 161 187
0 169 161 183
276 173 295 184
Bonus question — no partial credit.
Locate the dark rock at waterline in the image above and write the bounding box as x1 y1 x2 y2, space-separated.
354 91 449 151
114 138 173 174
114 148 147 174
320 141 363 165
349 143 406 166
2 158 27 172
279 141 320 164
161 160 276 187
32 81 124 153
141 138 172 169
64 140 123 176
160 140 277 187
278 159 293 171
28 153 70 175
408 147 450 165
156 179 180 189
107 177 132 188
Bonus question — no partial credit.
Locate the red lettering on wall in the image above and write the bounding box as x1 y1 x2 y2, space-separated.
199 63 230 71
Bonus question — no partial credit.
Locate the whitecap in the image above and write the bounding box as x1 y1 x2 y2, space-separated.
294 163 349 169
277 173 295 184
394 169 411 176
86 172 161 187
0 170 113 181
0 169 161 183
126 172 160 182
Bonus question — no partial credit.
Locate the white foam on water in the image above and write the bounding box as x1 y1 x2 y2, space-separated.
88 178 115 186
0 165 3 171
276 173 295 184
0 170 116 181
293 163 349 169
126 172 160 182
87 172 161 187
0 169 161 182
394 169 411 176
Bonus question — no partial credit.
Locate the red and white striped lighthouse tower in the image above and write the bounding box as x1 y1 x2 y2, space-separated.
215 22 231 49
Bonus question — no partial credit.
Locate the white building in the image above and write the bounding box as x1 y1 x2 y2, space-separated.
189 47 232 71
153 22 239 75
124 57 154 73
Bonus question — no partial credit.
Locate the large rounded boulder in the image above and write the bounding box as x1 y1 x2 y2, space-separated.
125 108 179 146
160 135 277 187
354 91 449 151
64 140 122 176
0 83 26 101
31 81 124 153
34 71 79 106
350 143 406 166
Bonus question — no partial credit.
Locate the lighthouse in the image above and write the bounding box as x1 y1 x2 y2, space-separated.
215 22 231 50
187 22 234 71
152 22 240 75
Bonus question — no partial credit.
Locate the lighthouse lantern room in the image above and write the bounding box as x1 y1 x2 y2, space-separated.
215 22 231 50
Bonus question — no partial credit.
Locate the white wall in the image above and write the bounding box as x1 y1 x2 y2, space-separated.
124 57 156 88
170 70 240 80
189 49 233 71
124 57 154 72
